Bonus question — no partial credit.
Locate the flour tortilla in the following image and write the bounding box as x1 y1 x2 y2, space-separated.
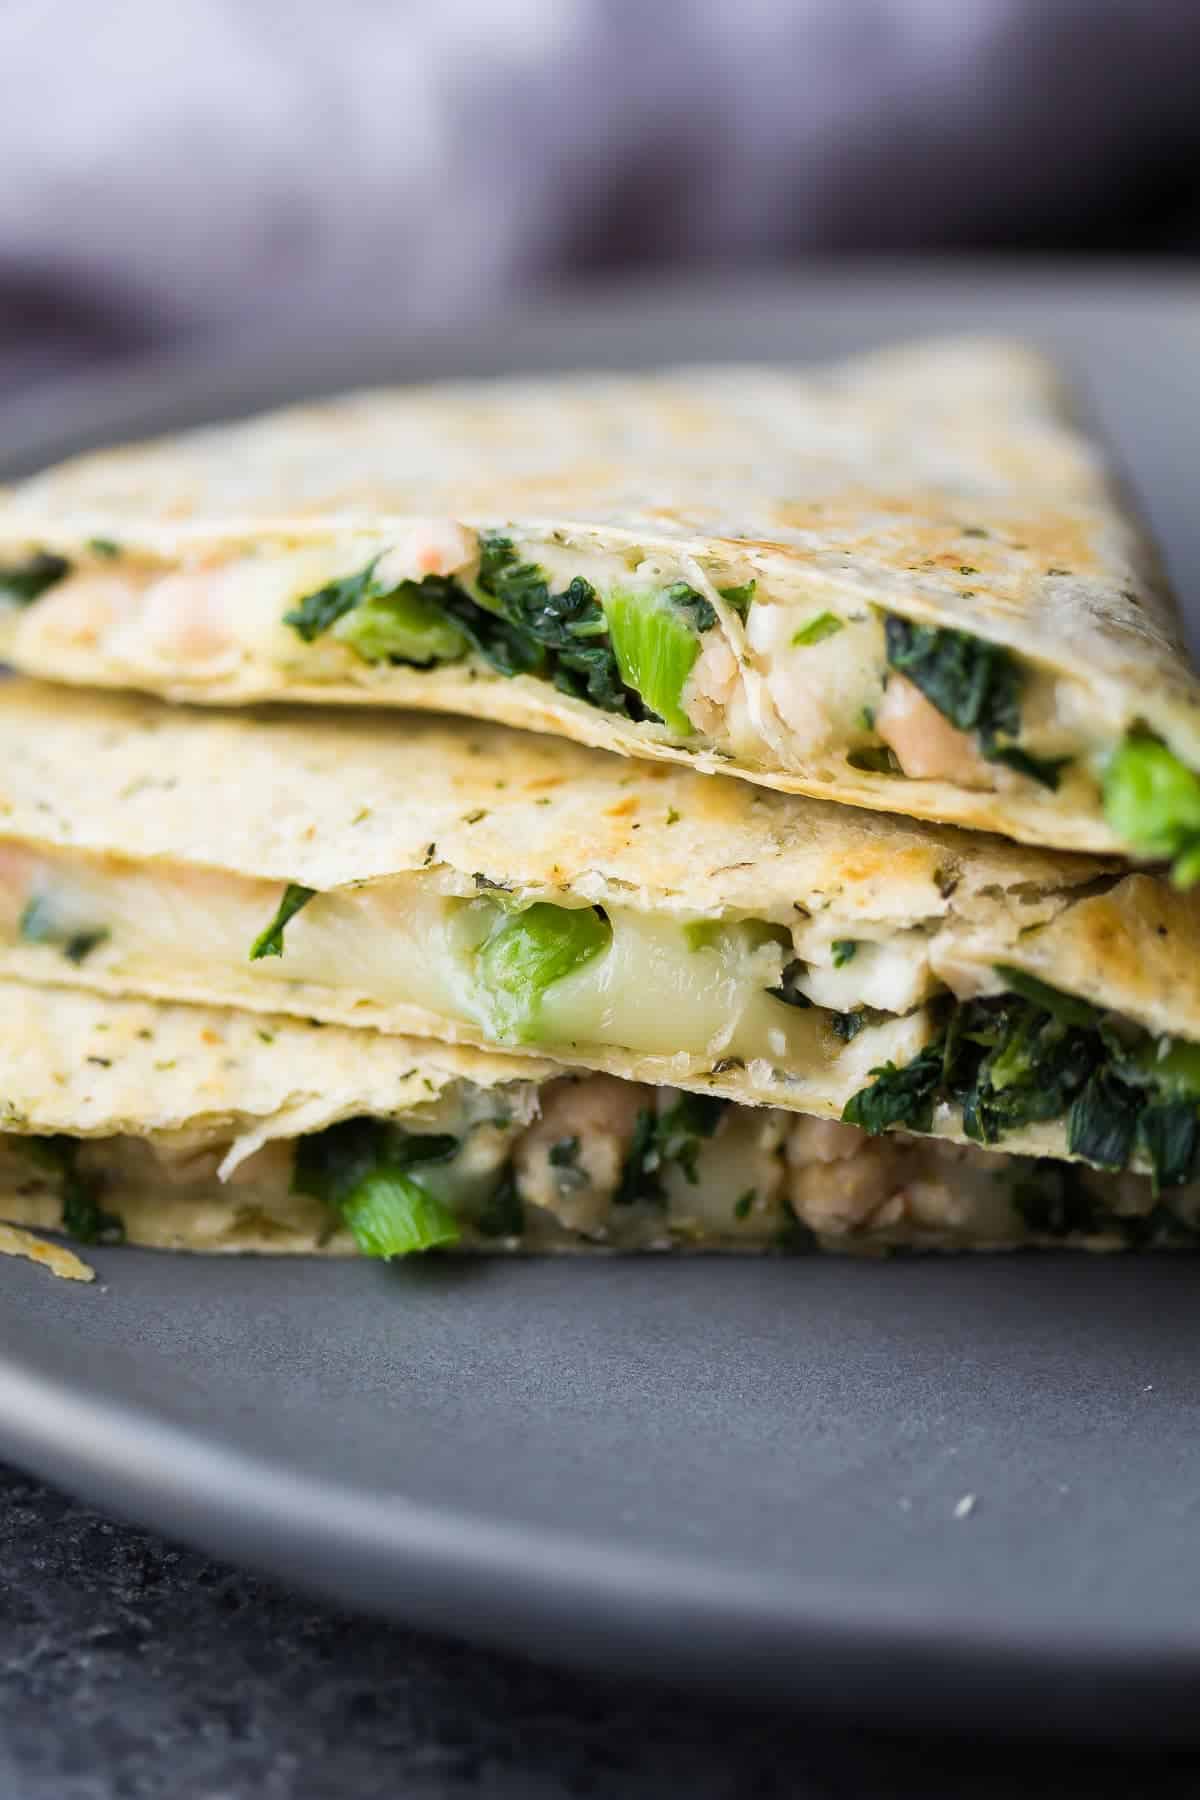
0 980 1193 1259
0 681 1197 1163
0 338 1191 854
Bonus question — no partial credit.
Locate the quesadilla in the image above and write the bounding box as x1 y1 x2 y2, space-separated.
0 339 1197 875
2 980 1197 1259
3 682 1200 1194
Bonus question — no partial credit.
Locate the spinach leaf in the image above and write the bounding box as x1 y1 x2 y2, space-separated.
616 1092 727 1204
477 537 636 715
992 966 1103 1028
844 971 1200 1193
1011 1161 1101 1237
1066 1071 1141 1171
884 615 1065 788
27 1136 124 1245
1137 1101 1200 1195
0 550 71 606
19 895 109 965
842 1042 943 1134
717 580 756 618
885 615 1020 740
284 559 383 641
767 957 812 1008
829 1008 886 1041
475 1169 525 1239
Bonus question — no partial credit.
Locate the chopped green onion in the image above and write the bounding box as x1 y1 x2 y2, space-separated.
331 584 469 665
1103 735 1200 886
603 589 705 735
249 884 316 960
339 1168 460 1257
791 612 844 648
475 903 611 1041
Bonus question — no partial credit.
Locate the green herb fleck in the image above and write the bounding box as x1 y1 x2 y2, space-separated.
87 538 121 559
831 939 858 969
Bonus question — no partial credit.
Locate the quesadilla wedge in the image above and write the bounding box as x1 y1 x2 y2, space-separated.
3 683 1200 1193
1 339 1197 874
2 980 1198 1259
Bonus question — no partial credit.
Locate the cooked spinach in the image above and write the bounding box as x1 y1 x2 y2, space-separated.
829 1008 885 1041
283 535 725 729
1011 1157 1200 1246
767 958 812 1008
1010 1161 1101 1237
842 1042 944 1135
27 1136 124 1245
476 536 637 715
249 884 316 961
284 559 383 641
0 550 71 605
18 895 109 965
475 1168 525 1239
1137 1101 1200 1194
717 580 756 618
883 616 1067 790
548 1134 588 1193
616 1092 727 1204
662 581 717 633
844 969 1200 1192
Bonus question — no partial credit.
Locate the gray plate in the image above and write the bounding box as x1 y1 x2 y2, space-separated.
2 266 1200 1742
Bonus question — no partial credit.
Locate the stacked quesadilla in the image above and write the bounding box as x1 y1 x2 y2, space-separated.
2 337 1199 1265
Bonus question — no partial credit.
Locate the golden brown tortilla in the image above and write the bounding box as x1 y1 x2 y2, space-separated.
0 339 1192 853
0 682 1196 1164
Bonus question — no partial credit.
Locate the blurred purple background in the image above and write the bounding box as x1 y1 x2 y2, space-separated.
2 0 1198 396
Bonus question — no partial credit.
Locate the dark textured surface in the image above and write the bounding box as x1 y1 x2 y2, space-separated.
1 1461 1197 1800
7 1247 1200 1742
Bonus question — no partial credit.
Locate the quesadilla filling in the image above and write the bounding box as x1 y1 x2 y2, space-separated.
5 535 1199 880
7 1071 1198 1258
4 844 1200 1191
